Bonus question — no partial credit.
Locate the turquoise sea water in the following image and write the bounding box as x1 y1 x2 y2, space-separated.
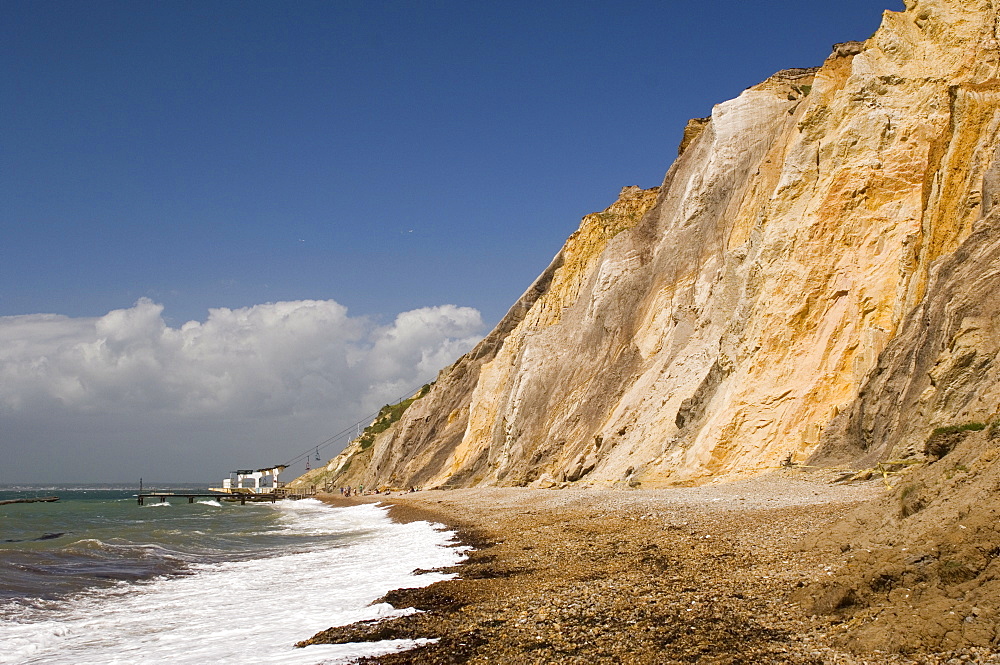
0 486 279 601
0 486 464 664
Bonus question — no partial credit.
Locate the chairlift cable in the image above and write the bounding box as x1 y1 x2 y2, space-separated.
281 378 435 468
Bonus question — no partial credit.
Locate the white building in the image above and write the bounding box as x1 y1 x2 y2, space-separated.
212 466 287 494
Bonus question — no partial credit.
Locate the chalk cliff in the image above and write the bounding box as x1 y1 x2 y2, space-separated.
303 0 1000 493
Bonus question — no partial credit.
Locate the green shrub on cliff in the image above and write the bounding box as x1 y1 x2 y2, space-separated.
930 422 986 437
356 383 433 450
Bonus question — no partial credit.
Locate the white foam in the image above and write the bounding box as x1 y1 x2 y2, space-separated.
0 503 465 665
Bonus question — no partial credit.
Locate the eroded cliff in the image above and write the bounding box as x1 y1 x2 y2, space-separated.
306 0 1000 493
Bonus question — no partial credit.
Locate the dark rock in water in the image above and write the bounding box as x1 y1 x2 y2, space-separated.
34 532 65 541
3 531 66 543
0 496 60 505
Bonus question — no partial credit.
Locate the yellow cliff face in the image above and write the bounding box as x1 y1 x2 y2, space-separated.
427 186 660 488
320 0 1000 490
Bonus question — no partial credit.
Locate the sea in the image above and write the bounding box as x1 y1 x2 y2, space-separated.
0 486 466 665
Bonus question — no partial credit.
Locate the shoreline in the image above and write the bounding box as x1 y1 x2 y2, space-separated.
307 472 973 664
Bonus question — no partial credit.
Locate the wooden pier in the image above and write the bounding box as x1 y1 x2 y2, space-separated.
138 493 229 505
136 492 313 505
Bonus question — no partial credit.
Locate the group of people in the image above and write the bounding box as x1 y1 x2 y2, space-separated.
336 485 419 497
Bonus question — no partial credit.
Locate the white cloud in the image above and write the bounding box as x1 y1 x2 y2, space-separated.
0 299 484 482
0 298 483 418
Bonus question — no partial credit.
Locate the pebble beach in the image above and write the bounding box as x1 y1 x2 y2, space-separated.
299 471 997 664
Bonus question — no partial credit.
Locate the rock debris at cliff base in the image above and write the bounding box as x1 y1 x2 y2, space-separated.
299 474 1000 664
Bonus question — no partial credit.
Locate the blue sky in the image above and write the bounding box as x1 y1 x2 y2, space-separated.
0 0 903 483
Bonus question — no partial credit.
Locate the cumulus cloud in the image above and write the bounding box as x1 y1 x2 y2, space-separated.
0 298 485 483
0 298 483 421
